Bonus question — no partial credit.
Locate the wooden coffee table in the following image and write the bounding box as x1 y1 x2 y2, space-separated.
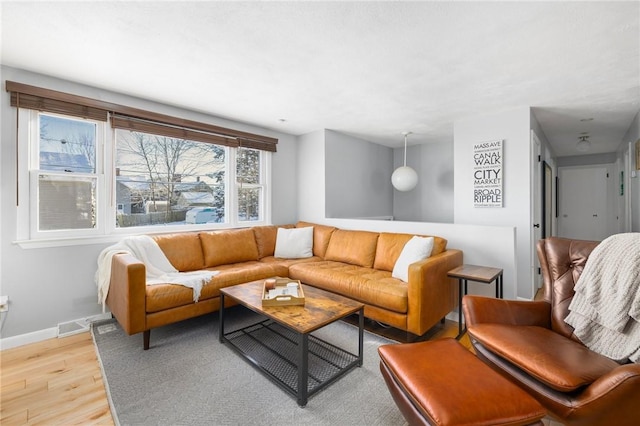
219 278 364 407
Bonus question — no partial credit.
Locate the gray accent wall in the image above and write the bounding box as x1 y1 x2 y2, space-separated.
325 130 393 219
392 141 454 222
323 130 454 223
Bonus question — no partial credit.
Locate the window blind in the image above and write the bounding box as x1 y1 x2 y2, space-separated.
111 115 238 147
6 81 278 152
10 90 109 121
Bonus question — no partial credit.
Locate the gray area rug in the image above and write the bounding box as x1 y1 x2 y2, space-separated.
92 306 407 425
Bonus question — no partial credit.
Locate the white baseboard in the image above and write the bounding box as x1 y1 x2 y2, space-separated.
0 312 112 351
0 327 58 350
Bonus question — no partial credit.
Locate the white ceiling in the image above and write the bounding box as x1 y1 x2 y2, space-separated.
1 1 638 156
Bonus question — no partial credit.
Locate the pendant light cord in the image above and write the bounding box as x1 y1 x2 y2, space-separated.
403 133 408 167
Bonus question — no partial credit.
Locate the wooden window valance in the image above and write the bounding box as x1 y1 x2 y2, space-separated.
6 81 278 152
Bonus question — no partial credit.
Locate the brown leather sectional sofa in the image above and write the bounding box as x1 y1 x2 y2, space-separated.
106 221 462 349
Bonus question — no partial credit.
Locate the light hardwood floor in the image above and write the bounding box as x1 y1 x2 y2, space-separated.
1 332 114 425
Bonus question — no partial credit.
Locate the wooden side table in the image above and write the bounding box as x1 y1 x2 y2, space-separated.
447 264 503 339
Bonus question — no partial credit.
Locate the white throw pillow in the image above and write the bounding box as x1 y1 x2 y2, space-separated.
274 227 314 259
392 236 435 282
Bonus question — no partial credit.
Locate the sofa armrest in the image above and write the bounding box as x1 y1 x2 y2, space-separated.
406 249 463 335
463 295 551 328
105 253 147 335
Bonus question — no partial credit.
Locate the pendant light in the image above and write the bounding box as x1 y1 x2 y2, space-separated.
391 131 418 191
576 135 591 152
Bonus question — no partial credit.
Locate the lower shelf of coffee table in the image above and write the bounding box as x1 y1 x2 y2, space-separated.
222 319 360 402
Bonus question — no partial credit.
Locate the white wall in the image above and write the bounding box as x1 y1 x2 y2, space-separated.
454 107 534 299
393 141 454 222
0 67 298 341
325 130 393 219
296 130 326 223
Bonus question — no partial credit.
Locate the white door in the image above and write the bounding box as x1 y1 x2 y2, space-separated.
557 166 608 240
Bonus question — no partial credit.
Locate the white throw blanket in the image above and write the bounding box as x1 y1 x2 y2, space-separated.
564 233 640 363
95 235 219 312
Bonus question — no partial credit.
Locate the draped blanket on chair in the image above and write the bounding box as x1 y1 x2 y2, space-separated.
565 233 640 363
95 235 218 312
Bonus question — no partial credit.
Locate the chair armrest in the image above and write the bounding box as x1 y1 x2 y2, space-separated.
463 295 551 328
570 363 640 425
406 249 463 335
105 253 146 335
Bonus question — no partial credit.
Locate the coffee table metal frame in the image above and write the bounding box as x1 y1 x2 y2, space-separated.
219 281 364 407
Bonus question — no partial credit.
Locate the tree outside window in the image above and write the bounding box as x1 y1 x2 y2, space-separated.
115 131 265 228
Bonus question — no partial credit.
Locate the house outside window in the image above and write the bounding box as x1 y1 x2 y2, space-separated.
114 128 228 228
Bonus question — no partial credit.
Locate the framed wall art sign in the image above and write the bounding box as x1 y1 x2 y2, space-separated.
473 139 503 208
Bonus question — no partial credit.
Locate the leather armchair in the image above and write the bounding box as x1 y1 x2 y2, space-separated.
463 237 640 426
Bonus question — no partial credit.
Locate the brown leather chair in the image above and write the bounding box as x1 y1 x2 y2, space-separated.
463 237 640 426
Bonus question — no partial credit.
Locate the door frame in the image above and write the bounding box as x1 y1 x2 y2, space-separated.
542 160 553 238
530 131 543 296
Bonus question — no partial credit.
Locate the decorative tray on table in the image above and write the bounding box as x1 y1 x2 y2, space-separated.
261 278 305 306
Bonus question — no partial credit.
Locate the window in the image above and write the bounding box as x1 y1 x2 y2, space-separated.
237 147 264 222
10 81 276 244
30 112 103 236
115 128 227 227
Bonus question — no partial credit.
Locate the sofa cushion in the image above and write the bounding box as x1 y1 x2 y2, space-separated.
374 233 447 272
274 226 313 258
429 236 447 256
374 233 414 271
296 221 337 258
199 261 290 300
152 232 205 272
289 261 408 313
392 236 434 282
199 229 259 267
468 323 620 392
259 255 322 268
252 225 294 259
146 261 290 312
146 283 196 313
324 229 379 267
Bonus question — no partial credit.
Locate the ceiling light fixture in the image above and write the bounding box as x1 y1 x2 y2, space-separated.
576 135 591 152
391 131 418 191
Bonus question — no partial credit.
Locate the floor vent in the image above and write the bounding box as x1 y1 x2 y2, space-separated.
57 313 111 338
57 319 90 337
